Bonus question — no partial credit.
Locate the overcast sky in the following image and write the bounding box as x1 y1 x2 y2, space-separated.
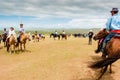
0 0 120 30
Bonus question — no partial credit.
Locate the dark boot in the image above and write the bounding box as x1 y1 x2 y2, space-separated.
102 48 107 59
95 43 103 53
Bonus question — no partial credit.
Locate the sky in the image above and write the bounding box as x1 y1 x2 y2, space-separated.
0 0 120 30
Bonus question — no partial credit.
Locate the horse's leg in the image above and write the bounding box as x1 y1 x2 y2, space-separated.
65 36 67 40
13 44 15 53
97 65 108 80
4 42 5 47
24 43 25 51
58 37 60 40
18 43 19 51
20 43 22 51
9 45 12 54
7 43 10 52
109 64 112 73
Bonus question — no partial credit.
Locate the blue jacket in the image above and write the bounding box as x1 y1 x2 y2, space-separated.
106 13 120 31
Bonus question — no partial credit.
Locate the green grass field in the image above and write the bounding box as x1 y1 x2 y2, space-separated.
0 28 100 35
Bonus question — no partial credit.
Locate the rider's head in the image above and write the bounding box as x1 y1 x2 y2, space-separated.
110 8 119 16
20 24 23 28
10 27 14 31
4 28 6 31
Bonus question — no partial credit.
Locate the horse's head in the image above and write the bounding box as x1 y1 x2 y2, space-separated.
21 33 31 42
50 33 53 38
93 28 109 40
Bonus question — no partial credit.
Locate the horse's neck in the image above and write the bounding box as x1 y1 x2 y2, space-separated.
9 35 15 42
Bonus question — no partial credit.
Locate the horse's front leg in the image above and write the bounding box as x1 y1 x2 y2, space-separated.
9 45 12 54
20 43 22 51
13 44 15 53
17 43 19 50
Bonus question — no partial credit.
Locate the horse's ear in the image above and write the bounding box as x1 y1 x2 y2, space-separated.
103 28 106 31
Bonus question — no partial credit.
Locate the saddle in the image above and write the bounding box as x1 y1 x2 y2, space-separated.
114 34 120 37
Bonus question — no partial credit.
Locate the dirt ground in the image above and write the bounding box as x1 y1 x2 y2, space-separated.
0 36 120 80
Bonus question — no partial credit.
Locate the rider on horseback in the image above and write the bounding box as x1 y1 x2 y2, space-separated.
54 30 58 37
17 24 25 43
3 28 8 35
102 8 120 58
2 28 8 45
6 27 17 43
62 30 65 34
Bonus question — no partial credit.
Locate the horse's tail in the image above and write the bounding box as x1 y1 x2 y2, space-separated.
89 49 120 69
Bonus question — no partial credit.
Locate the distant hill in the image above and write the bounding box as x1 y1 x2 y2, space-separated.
0 28 100 34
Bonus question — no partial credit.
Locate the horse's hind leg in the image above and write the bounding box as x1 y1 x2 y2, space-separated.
24 44 26 51
97 66 108 80
109 64 112 73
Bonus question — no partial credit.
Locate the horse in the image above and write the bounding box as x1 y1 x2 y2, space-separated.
60 34 67 40
19 33 31 51
33 34 40 42
2 33 7 47
89 28 120 80
50 33 60 40
72 33 81 37
6 34 16 53
39 34 45 40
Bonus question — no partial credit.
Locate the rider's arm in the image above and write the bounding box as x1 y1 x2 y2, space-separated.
106 17 112 31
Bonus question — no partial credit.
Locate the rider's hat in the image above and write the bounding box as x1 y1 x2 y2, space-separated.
111 8 119 12
10 27 14 30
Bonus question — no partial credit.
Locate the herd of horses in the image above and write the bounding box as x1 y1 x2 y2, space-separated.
50 33 67 40
1 29 120 79
0 32 86 53
0 33 31 53
32 33 45 42
0 33 69 53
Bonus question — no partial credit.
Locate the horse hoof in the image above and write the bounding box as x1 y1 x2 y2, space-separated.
109 71 112 73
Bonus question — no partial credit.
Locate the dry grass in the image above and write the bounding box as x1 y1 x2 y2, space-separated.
0 36 120 80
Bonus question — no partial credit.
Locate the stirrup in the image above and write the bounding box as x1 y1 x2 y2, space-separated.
102 54 106 59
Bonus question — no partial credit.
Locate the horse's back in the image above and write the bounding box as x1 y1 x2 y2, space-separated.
107 37 120 55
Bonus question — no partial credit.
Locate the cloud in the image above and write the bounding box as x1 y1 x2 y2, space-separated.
0 0 120 29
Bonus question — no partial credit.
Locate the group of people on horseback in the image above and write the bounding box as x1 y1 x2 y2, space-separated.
50 30 67 40
1 23 28 52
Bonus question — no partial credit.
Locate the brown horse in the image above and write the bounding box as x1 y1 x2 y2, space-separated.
2 33 7 47
60 34 67 40
19 33 31 51
7 34 16 53
39 34 45 40
89 28 120 80
32 34 39 42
